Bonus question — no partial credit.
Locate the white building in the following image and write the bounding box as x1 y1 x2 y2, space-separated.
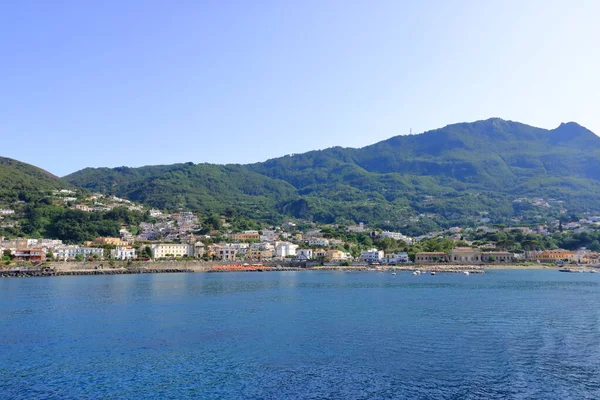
296 249 313 260
193 242 205 258
260 230 277 242
228 242 249 255
386 252 409 264
360 248 384 264
150 243 194 258
37 239 63 248
347 222 366 232
381 231 412 243
275 242 299 258
111 246 136 260
0 209 15 215
212 243 239 261
308 238 329 247
304 230 323 238
54 246 104 260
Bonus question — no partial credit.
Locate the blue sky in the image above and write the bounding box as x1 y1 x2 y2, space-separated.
1 0 599 176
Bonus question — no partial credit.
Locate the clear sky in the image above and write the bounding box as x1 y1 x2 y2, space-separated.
1 0 599 176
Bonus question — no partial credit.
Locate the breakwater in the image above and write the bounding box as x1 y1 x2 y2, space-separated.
0 265 490 278
0 268 193 278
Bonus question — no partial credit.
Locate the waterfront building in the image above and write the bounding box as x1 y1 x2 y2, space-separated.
275 242 299 259
150 243 194 259
296 249 313 260
247 244 274 260
450 247 482 263
110 246 136 260
54 246 104 260
481 251 514 263
314 248 327 259
415 252 450 264
325 249 349 262
534 250 575 263
193 242 205 258
212 244 239 261
360 248 384 264
386 252 409 264
15 248 46 262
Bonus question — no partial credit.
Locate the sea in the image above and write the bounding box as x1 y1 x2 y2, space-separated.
1 270 600 399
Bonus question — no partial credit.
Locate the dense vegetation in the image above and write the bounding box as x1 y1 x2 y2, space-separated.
15 200 148 243
0 157 71 201
63 163 296 223
63 119 600 232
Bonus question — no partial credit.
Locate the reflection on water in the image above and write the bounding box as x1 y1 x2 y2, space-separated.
1 270 600 399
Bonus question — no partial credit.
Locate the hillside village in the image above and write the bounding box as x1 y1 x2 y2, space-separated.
2 189 600 267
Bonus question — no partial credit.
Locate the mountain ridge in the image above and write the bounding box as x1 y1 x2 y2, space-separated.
0 156 71 201
58 118 600 234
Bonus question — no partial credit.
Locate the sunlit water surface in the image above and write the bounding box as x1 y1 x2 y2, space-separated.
2 270 600 399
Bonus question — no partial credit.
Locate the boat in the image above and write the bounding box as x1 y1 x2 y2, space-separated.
391 272 397 275
464 271 470 276
430 271 436 275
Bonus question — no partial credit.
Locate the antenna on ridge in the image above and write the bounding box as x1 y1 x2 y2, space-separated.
410 128 412 135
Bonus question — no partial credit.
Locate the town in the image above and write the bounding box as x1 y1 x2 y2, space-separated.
2 190 600 270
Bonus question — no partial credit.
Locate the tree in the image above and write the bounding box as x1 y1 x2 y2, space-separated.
75 254 84 261
141 246 153 258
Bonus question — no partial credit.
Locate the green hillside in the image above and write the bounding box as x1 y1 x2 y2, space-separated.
63 163 298 222
0 157 71 201
64 119 600 233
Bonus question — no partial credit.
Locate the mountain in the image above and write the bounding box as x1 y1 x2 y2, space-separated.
0 157 71 200
63 163 298 221
64 118 600 234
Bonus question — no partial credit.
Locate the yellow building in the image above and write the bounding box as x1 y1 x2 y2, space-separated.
91 237 128 246
229 233 260 241
450 247 482 263
535 250 575 263
314 248 327 259
325 249 348 262
415 252 449 264
247 248 273 260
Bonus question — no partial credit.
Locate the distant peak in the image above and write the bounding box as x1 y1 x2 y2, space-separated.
554 121 592 133
558 121 583 129
549 121 598 144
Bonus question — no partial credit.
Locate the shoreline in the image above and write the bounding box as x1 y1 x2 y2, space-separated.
0 263 562 278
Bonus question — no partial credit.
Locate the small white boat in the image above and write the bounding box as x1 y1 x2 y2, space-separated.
464 271 470 276
392 272 397 275
412 271 418 275
430 271 436 275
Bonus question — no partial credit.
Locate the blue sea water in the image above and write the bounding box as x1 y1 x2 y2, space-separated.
1 270 600 399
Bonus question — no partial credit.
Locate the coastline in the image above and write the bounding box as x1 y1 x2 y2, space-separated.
0 261 561 278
